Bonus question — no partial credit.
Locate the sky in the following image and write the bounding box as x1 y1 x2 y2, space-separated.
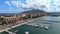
0 0 60 13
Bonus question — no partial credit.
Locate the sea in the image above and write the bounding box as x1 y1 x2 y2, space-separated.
0 16 60 34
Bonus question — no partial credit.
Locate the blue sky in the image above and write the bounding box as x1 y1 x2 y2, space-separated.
0 0 26 13
0 0 59 13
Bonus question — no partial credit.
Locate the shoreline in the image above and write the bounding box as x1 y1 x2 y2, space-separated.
0 17 60 33
0 17 40 33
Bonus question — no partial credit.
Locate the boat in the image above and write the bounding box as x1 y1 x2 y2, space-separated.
25 32 29 34
40 25 43 29
44 26 49 30
5 30 16 34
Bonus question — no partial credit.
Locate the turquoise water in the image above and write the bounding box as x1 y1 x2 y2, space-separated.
0 16 60 34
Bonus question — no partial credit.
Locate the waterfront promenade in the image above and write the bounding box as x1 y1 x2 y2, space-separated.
0 17 41 33
0 16 60 33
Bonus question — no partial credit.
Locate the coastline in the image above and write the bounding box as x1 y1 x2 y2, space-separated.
0 17 41 33
0 16 60 33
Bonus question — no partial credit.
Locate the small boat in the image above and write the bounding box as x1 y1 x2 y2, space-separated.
14 30 18 33
25 32 29 34
34 24 39 27
5 30 16 34
44 26 49 30
27 24 39 28
40 25 43 29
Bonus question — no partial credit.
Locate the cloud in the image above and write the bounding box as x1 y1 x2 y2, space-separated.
52 0 60 12
5 1 11 6
5 0 51 12
5 0 56 12
9 0 50 9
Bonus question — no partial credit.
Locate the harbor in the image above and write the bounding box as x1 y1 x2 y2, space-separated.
0 0 60 34
0 16 60 34
0 16 43 33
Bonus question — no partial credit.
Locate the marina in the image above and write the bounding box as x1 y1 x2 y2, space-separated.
0 16 43 33
0 16 60 34
0 0 60 34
